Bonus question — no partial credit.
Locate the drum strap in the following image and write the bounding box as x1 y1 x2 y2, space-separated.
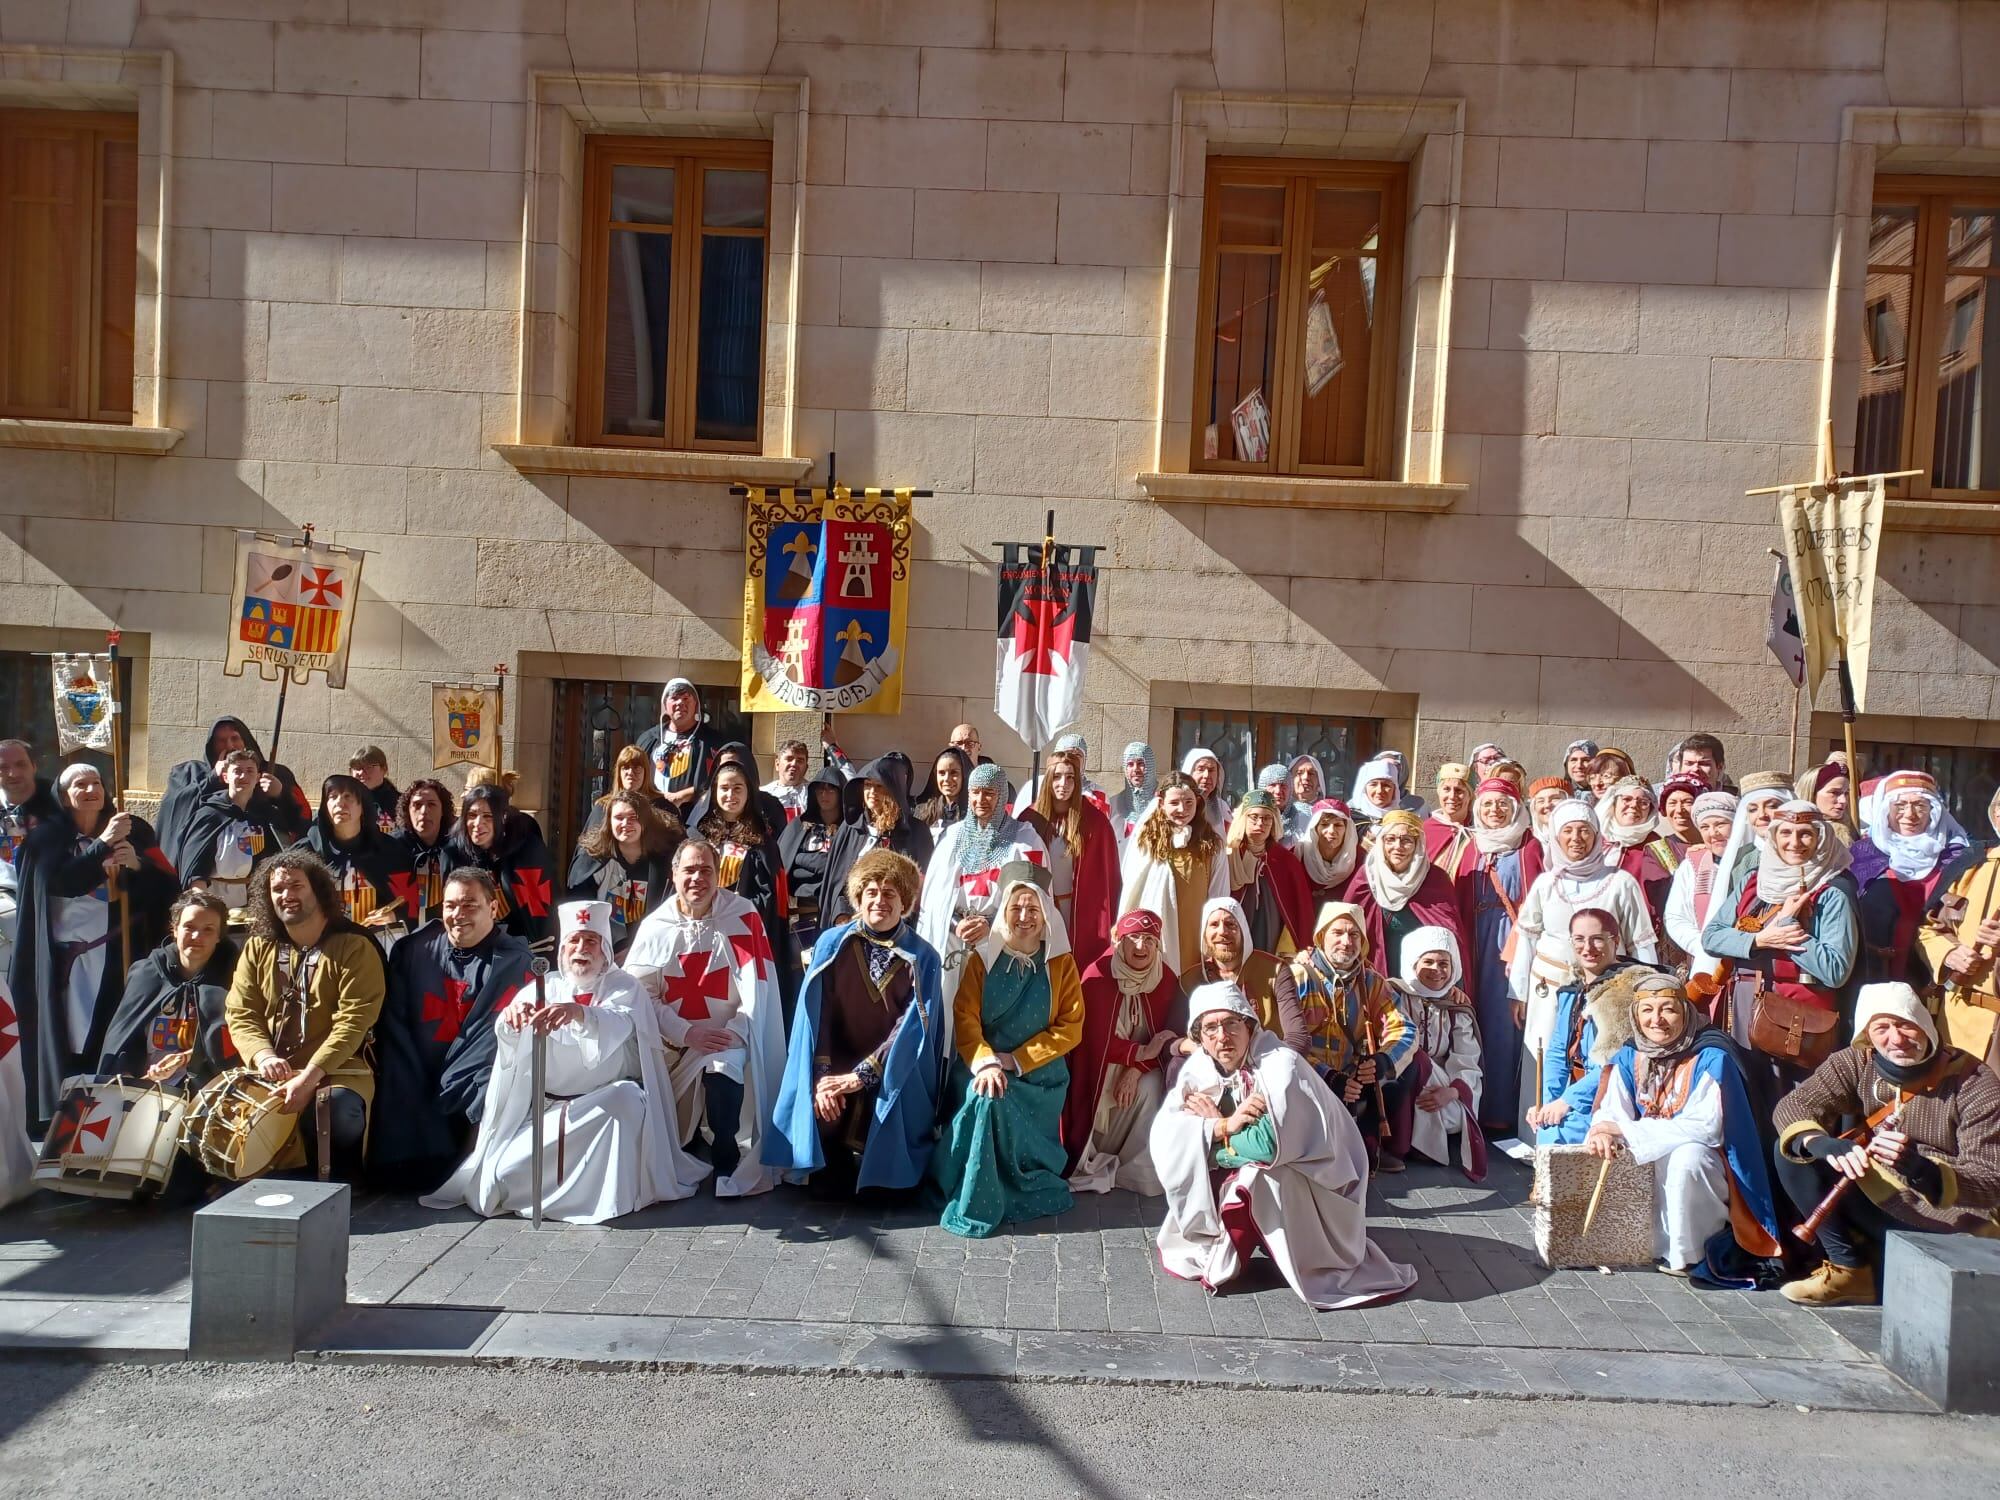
314 1085 332 1182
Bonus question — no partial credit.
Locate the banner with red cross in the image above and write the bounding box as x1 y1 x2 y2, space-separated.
225 529 367 688
994 538 1101 753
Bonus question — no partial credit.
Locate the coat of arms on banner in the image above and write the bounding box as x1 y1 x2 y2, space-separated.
224 531 365 688
51 654 117 754
432 683 503 770
740 486 912 715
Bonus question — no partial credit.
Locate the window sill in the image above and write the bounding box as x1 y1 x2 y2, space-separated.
494 444 814 485
1885 498 2000 534
1135 470 1464 512
0 419 182 456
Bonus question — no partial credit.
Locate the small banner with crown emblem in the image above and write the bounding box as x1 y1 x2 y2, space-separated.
432 681 503 771
51 653 117 754
739 484 912 715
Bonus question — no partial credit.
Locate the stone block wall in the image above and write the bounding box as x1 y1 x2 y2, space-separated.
1 0 1997 809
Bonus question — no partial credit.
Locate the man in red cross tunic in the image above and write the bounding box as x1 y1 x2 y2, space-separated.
368 867 536 1191
624 838 786 1197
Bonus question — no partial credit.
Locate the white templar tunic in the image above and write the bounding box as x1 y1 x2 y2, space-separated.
423 968 707 1224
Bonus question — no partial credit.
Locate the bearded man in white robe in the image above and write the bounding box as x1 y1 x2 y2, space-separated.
1152 980 1416 1310
424 900 707 1224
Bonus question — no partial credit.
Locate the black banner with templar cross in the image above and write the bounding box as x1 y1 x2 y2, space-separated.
994 541 1101 753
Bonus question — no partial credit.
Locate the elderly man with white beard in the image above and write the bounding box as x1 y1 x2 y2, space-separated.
426 901 707 1224
1152 980 1416 1310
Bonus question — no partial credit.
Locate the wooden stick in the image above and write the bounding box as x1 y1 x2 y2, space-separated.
1743 468 1921 496
106 629 130 976
1580 1154 1613 1236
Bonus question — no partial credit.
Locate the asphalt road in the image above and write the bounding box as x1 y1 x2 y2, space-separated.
4 1359 1997 1499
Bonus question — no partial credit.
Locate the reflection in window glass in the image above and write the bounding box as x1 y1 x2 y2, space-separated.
1868 204 1917 266
1933 277 1995 490
703 169 767 228
601 229 672 437
1204 251 1280 463
609 165 674 224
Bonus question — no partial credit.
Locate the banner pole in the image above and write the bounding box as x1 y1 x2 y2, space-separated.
1789 679 1804 782
106 628 130 977
494 664 508 776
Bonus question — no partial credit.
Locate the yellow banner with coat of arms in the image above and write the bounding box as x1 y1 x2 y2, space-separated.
432 682 503 770
740 485 912 715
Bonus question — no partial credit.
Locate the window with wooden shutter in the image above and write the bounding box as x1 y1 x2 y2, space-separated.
1192 158 1405 479
1857 177 2000 503
575 136 772 453
0 109 138 423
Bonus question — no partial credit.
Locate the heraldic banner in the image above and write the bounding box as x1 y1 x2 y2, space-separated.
1777 475 1884 711
994 541 1101 753
432 682 503 771
224 530 365 688
740 486 912 715
51 654 117 754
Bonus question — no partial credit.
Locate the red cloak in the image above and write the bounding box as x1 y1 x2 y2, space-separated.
1064 950 1184 1170
1033 800 1121 975
1231 840 1318 954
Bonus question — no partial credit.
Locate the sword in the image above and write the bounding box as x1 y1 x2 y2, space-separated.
528 958 548 1229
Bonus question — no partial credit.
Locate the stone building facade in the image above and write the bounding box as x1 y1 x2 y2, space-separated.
2 1 1998 838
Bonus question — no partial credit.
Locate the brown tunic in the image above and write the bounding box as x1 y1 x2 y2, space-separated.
816 934 914 1077
1774 1042 2000 1232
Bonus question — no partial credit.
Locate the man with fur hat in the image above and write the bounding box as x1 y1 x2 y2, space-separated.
424 900 707 1223
766 849 946 1199
1152 979 1416 1309
1772 981 2000 1305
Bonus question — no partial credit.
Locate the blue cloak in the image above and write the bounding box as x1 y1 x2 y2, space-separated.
764 918 946 1190
1610 1033 1782 1255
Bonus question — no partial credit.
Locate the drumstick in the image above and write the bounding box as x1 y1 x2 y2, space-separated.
1580 1154 1613 1236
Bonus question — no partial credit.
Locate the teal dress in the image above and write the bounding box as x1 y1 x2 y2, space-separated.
932 949 1073 1237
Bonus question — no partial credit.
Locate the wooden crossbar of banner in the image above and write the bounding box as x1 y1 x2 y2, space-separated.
1743 468 1921 496
728 485 933 500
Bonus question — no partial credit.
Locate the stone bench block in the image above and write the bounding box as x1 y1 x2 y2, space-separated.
190 1178 350 1361
1880 1230 2000 1413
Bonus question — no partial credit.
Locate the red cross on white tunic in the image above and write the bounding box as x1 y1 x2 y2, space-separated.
661 950 731 1021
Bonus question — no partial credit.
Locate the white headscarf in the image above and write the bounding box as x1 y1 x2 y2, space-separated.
976 871 1073 970
1198 895 1253 960
1594 775 1659 850
1543 798 1611 881
1713 786 1789 892
1398 924 1463 997
1470 785 1529 856
1865 776 1967 882
1361 812 1430 912
1352 755 1402 822
1852 980 1937 1050
1755 801 1853 904
1298 801 1358 887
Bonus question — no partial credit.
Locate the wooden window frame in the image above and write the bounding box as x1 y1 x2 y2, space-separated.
575 135 772 454
1190 156 1405 481
0 107 138 424
1865 174 2000 503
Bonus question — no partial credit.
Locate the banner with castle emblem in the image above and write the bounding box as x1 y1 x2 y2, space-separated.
740 485 912 715
432 681 503 771
50 653 117 753
224 531 365 688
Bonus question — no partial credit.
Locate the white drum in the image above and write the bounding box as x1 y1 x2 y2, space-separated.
32 1075 186 1200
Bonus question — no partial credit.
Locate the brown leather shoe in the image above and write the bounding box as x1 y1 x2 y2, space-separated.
1779 1260 1878 1306
1374 1151 1405 1174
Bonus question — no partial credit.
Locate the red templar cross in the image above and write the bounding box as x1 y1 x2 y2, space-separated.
728 918 773 981
300 566 343 606
422 978 473 1043
48 1091 111 1156
511 868 553 918
1010 587 1077 676
662 951 730 1021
